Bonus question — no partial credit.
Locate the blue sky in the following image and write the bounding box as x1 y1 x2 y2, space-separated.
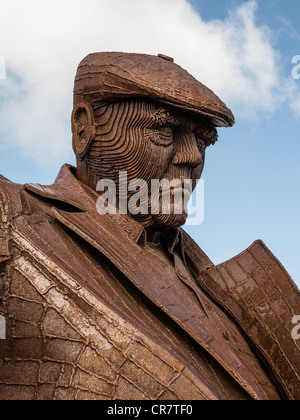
0 0 299 286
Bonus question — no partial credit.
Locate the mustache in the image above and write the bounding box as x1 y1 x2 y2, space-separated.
163 164 199 192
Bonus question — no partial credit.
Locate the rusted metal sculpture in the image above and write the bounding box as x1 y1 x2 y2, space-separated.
0 52 299 400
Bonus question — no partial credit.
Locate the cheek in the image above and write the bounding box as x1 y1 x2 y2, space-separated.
127 130 174 182
145 145 174 179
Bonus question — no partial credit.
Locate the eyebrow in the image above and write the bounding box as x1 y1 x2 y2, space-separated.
168 109 218 146
151 103 217 142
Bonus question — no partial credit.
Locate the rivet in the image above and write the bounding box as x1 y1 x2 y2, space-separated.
158 54 174 63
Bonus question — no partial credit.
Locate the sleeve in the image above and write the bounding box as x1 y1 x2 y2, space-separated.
199 240 300 400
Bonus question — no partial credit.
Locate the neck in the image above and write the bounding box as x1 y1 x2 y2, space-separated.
145 229 162 244
76 160 98 191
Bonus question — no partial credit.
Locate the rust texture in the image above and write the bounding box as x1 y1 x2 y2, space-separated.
0 52 299 400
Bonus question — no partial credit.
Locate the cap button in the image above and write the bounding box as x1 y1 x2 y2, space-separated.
158 54 174 63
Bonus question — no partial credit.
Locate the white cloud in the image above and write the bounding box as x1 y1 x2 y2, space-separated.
0 0 295 165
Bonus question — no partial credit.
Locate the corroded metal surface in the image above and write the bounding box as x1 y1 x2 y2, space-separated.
0 52 299 400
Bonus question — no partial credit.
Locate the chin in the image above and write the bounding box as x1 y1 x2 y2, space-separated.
152 211 188 230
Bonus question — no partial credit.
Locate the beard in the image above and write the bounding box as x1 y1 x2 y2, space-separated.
152 209 189 230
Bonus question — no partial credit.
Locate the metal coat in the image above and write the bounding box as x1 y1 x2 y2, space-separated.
0 165 299 400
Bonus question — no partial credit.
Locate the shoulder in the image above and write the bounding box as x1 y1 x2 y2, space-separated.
0 175 29 218
201 240 300 400
0 174 23 201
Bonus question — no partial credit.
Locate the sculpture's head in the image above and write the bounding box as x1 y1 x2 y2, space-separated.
72 52 234 231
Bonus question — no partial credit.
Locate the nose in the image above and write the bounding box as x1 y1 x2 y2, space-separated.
171 130 203 168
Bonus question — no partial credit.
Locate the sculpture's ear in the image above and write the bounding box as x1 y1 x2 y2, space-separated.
72 102 96 157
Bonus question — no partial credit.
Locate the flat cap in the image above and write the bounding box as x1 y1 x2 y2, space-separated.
74 52 235 128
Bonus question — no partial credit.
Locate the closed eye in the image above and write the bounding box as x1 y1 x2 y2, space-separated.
144 127 174 147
